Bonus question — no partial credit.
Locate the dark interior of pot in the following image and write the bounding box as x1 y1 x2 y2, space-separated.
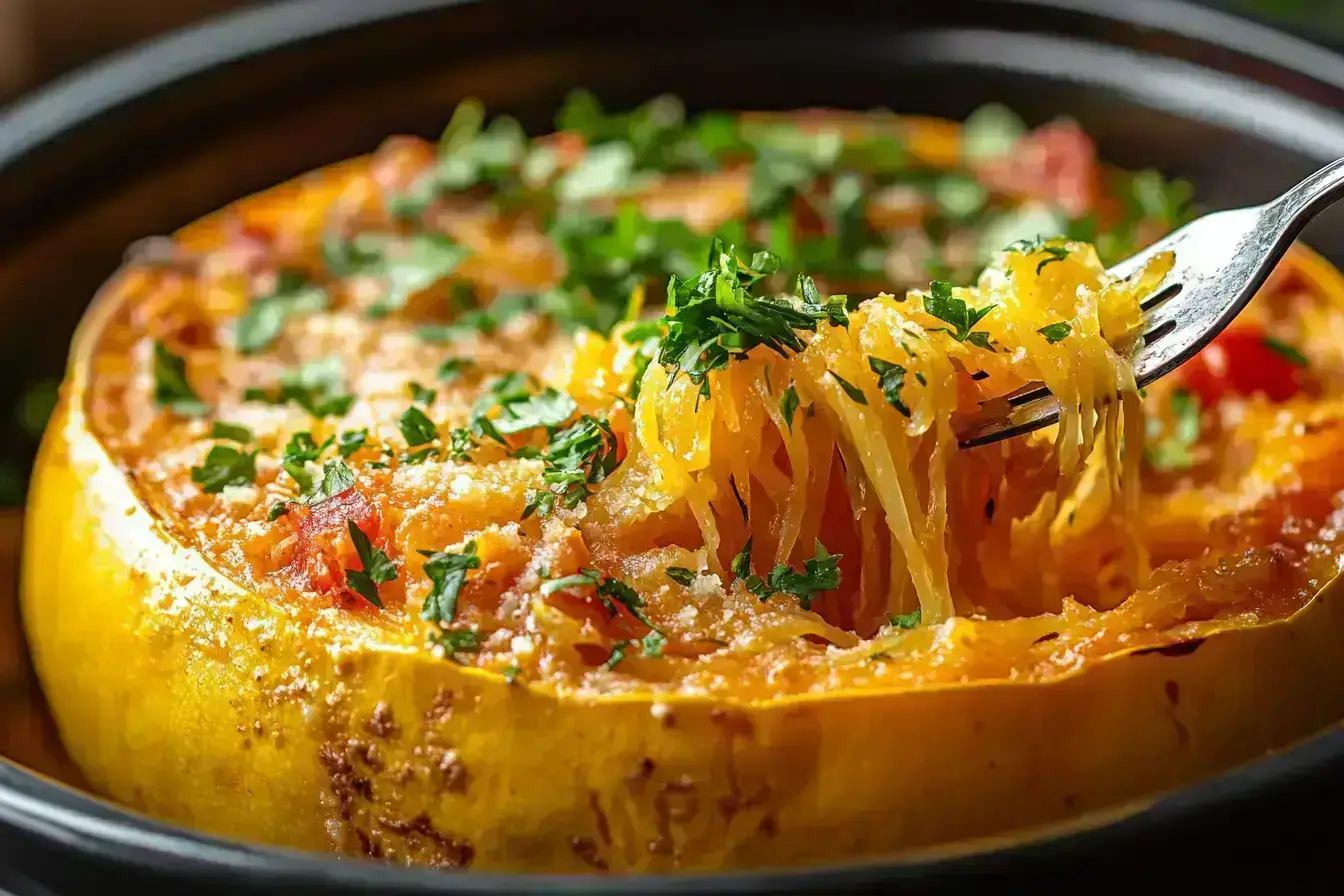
5 0 1344 892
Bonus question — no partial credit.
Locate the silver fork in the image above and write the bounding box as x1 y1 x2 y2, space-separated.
956 157 1344 449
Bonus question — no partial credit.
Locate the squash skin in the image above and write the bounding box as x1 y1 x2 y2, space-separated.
23 305 1344 871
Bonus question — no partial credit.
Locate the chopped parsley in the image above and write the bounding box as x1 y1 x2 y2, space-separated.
336 429 368 458
868 357 910 418
210 421 253 444
408 382 437 405
419 541 481 626
447 427 478 462
398 406 439 447
303 459 356 505
432 628 481 660
470 375 578 439
190 445 257 494
437 357 475 383
502 664 522 684
658 243 846 398
1038 322 1073 344
779 385 800 431
729 536 754 580
923 281 996 349
152 342 207 416
665 567 698 587
738 540 842 611
1264 336 1308 368
540 568 662 638
281 431 331 492
246 356 353 418
268 501 290 521
1146 389 1202 472
325 231 470 316
888 608 922 629
828 370 868 405
235 270 329 354
522 414 620 518
344 520 398 608
1004 237 1071 274
605 641 631 670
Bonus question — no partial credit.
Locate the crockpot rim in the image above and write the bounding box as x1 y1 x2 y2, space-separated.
4 0 1344 890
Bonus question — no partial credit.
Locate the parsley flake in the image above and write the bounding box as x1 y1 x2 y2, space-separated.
665 567 698 587
210 421 254 444
398 406 439 447
1264 336 1308 368
344 520 398 608
302 459 356 505
419 541 481 625
867 357 910 418
743 540 842 610
780 385 801 431
336 429 368 459
408 382 437 405
888 608 922 629
923 281 996 346
235 271 329 354
1146 389 1202 472
190 445 257 494
828 370 868 405
433 628 481 660
1038 322 1073 344
152 342 207 416
522 414 619 518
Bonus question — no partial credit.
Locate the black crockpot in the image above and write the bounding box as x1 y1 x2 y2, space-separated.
3 0 1344 891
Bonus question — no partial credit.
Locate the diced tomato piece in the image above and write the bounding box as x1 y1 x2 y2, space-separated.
975 120 1100 218
288 487 383 602
1176 324 1306 407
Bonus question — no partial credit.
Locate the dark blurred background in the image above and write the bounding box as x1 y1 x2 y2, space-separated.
0 1 1338 102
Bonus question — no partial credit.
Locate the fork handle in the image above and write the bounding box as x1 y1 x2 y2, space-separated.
1267 157 1344 239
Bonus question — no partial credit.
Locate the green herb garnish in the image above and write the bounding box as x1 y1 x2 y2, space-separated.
521 414 620 518
437 357 475 383
398 406 439 448
190 445 257 494
344 520 398 608
235 270 329 354
326 231 470 316
408 382 437 405
210 421 254 444
433 628 481 660
1264 336 1308 368
828 370 868 405
336 429 368 459
741 540 842 611
658 243 844 398
153 342 207 416
665 567 698 587
1146 389 1202 472
302 459 356 505
868 357 910 417
888 608 922 629
923 281 996 348
420 541 481 626
1038 322 1073 344
779 385 800 431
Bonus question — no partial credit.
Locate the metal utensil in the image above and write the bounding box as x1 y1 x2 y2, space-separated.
956 157 1344 449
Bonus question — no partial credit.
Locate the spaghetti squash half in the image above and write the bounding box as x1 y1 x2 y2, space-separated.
22 96 1344 872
